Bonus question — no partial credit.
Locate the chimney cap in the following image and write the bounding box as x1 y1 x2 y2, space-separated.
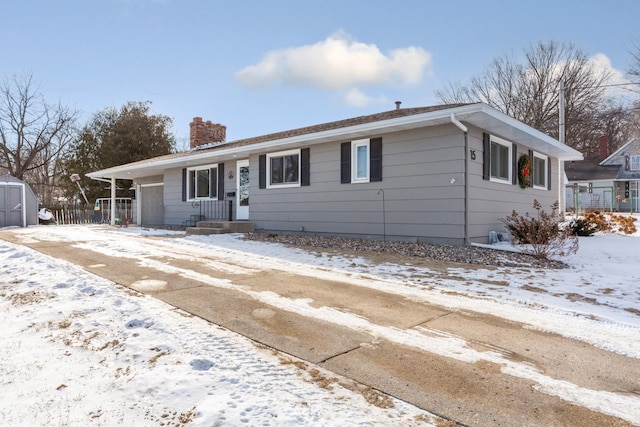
395 101 402 110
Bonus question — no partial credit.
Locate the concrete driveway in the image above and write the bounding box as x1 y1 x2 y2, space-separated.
1 225 636 427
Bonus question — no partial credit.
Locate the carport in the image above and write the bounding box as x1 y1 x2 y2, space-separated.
0 175 38 227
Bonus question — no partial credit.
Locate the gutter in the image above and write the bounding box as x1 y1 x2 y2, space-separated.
450 113 470 245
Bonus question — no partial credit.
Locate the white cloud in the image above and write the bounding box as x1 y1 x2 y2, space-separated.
235 31 432 90
588 53 635 101
342 88 388 107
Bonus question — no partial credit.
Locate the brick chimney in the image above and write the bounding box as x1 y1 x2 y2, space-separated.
189 117 226 149
599 135 609 161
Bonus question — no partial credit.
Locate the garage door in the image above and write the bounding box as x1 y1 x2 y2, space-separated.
0 184 24 227
141 185 164 226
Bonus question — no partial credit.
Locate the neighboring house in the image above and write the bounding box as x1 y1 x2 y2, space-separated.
0 174 38 227
87 103 582 245
565 137 640 213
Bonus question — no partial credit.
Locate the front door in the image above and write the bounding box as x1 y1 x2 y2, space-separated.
236 160 249 220
140 184 164 226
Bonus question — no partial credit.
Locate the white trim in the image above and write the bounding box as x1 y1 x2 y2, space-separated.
136 184 142 225
186 163 218 200
266 149 301 189
532 151 549 189
87 103 583 181
236 159 250 220
140 182 164 188
351 139 370 183
489 135 512 185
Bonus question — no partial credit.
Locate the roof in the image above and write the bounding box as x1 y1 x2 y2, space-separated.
600 138 640 166
564 158 619 182
87 102 583 180
599 138 640 181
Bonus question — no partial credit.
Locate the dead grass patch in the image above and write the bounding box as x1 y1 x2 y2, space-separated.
433 418 462 426
58 320 72 329
561 293 600 305
9 290 54 305
115 366 131 379
99 339 120 351
151 406 197 426
361 386 395 408
279 356 308 370
521 284 547 293
149 347 169 364
308 368 339 389
625 307 640 316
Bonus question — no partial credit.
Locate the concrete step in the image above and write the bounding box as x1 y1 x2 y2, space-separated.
185 227 229 235
194 221 254 233
196 221 228 229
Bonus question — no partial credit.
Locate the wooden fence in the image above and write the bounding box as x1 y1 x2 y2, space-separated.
48 199 133 225
49 205 100 225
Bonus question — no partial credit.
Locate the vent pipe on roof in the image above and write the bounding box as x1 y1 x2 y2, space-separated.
395 101 401 110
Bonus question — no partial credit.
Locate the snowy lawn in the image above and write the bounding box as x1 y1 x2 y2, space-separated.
0 230 438 426
1 222 639 426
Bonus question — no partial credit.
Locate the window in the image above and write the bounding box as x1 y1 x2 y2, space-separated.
489 135 512 183
259 149 310 189
631 155 640 171
341 138 382 184
186 164 217 200
267 149 300 188
532 152 548 189
352 139 370 182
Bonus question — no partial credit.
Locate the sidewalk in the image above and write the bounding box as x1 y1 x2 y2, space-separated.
1 226 636 427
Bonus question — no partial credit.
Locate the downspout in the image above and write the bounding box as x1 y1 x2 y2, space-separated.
20 183 27 227
450 113 470 245
110 177 116 226
558 160 564 215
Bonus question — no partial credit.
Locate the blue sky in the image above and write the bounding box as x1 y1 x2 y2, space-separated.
3 0 639 147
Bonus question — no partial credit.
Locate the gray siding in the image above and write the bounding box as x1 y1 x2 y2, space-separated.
466 127 560 243
250 125 468 244
152 124 563 245
162 162 238 226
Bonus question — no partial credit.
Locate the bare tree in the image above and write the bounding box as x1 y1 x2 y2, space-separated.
436 41 611 154
0 74 77 196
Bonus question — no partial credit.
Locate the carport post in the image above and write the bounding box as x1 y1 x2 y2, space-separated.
110 177 116 226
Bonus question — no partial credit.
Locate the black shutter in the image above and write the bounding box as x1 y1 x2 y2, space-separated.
547 158 552 191
512 146 518 185
259 154 266 189
300 148 310 186
181 168 187 201
370 137 382 182
217 163 225 200
340 142 351 183
528 149 534 188
482 133 490 180
625 155 630 171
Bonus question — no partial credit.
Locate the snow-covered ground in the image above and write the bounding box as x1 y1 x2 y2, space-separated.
1 223 639 426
